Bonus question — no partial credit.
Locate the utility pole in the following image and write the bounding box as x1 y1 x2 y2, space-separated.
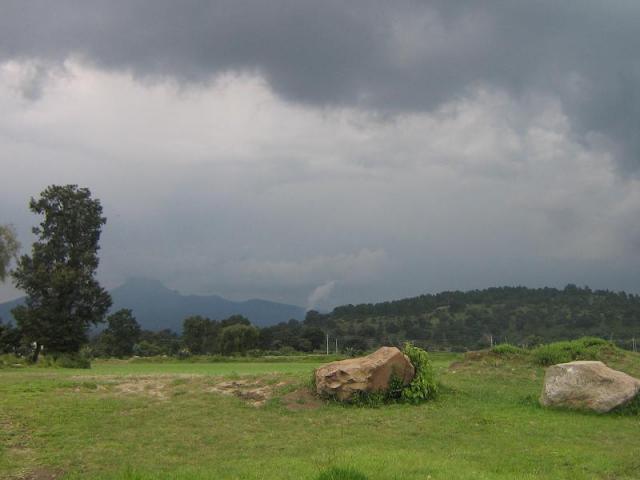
335 338 338 354
326 333 329 355
633 337 637 353
490 334 494 348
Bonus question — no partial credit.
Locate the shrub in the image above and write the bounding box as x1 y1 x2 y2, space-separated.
56 353 91 369
316 467 368 480
532 337 616 366
577 337 609 348
532 343 571 366
491 343 525 356
38 353 91 369
0 354 29 368
401 342 438 404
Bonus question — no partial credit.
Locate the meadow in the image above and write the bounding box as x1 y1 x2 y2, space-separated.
1 351 639 480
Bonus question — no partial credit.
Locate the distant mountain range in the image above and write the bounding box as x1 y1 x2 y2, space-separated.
0 278 305 331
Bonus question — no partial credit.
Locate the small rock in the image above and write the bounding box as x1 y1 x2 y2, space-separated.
539 360 640 413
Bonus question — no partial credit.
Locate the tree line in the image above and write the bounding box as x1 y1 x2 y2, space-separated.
1 310 327 358
93 313 326 357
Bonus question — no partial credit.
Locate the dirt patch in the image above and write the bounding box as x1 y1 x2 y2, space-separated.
67 374 301 407
11 468 63 480
280 388 324 411
113 378 170 400
67 374 201 401
208 379 290 407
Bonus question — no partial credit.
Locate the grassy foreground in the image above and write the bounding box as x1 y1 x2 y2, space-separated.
1 352 639 480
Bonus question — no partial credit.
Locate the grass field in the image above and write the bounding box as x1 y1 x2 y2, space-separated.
1 352 639 480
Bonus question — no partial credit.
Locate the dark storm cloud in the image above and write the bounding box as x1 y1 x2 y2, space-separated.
1 1 639 170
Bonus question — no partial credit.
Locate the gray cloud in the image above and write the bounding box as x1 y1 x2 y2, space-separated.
1 1 639 171
1 3 640 308
1 65 638 307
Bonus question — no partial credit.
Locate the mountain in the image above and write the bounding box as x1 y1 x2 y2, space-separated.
0 278 305 331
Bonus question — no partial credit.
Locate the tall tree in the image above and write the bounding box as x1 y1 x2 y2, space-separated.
0 224 20 282
182 315 220 354
219 323 259 355
12 185 112 361
100 309 141 357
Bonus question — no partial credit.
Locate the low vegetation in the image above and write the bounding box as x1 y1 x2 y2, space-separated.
2 349 639 479
37 352 92 369
530 337 616 366
490 343 525 356
489 337 622 366
400 342 438 404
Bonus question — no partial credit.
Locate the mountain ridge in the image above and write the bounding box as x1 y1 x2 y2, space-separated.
0 278 305 331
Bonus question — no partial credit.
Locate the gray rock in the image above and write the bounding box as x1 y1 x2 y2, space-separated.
540 360 640 413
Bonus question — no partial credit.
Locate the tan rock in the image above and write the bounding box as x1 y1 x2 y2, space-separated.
315 346 415 401
540 360 640 413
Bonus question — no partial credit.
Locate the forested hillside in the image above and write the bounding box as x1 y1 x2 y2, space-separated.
303 285 640 351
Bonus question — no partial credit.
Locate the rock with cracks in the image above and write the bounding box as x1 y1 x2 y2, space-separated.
539 360 640 413
315 346 415 401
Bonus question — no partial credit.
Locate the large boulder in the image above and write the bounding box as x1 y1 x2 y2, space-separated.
315 346 415 401
540 360 640 413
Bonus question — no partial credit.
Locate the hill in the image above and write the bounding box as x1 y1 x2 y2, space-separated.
304 285 640 351
0 278 305 331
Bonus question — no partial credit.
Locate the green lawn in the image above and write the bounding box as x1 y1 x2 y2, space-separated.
1 352 639 480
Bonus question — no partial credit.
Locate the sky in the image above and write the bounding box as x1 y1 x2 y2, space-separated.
1 1 640 310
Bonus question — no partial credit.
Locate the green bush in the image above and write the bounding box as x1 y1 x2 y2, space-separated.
532 343 569 366
38 353 91 369
0 354 29 368
491 343 525 356
577 337 610 348
57 353 91 369
316 467 368 480
532 337 615 366
401 342 438 404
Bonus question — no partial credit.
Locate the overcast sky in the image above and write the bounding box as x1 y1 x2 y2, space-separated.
1 1 640 309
